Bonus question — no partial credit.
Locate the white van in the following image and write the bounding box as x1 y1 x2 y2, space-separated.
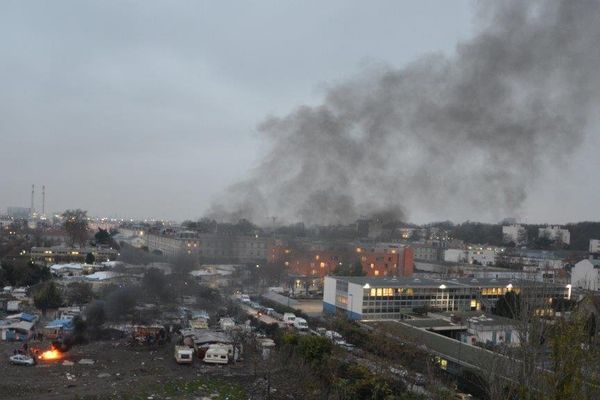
203 346 229 364
174 346 194 364
293 317 308 331
283 313 296 325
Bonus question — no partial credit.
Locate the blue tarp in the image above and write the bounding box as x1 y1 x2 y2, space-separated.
45 319 74 329
19 313 36 322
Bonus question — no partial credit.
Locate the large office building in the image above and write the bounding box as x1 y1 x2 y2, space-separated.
323 276 570 320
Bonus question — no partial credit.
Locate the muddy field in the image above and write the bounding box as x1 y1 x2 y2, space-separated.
0 339 259 400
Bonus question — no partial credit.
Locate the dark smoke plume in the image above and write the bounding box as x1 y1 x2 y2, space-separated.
211 0 600 225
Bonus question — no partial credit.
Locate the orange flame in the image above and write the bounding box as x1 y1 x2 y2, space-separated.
39 347 62 360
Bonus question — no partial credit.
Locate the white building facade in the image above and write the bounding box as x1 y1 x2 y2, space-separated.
571 259 600 291
502 224 527 245
538 226 570 245
590 239 600 254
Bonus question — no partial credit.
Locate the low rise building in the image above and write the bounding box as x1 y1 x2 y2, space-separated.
30 246 118 265
461 314 519 346
323 276 569 320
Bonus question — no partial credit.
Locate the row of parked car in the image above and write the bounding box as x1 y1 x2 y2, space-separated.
237 294 310 331
237 294 357 349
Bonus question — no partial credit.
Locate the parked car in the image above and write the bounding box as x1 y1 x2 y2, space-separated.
453 394 473 400
292 317 309 331
325 330 342 341
239 294 251 303
283 313 296 325
390 366 408 378
338 341 356 351
414 373 427 386
9 354 36 366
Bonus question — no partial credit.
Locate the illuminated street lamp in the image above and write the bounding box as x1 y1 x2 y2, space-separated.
439 284 447 310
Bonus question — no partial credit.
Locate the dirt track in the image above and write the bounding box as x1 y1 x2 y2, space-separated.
0 339 254 400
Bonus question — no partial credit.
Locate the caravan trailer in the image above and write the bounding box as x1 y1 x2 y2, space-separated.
174 346 194 364
203 345 229 364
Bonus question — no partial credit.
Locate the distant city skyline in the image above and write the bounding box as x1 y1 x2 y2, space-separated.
1 1 599 225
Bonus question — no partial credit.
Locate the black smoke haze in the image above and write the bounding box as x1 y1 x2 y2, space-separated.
210 0 600 225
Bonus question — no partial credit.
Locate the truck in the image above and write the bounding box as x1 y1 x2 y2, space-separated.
174 346 194 364
283 313 296 325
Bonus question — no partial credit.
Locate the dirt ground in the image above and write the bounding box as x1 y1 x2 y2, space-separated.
0 339 258 400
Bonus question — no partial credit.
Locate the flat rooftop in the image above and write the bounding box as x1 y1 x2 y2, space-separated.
330 275 560 289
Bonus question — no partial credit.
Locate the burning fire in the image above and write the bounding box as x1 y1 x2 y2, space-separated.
39 346 62 361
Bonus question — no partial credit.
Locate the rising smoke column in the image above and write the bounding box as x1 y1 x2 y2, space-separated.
211 0 600 225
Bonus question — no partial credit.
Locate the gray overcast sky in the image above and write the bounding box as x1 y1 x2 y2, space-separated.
1 1 598 224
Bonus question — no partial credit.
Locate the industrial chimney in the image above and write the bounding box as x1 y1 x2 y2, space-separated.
30 184 35 217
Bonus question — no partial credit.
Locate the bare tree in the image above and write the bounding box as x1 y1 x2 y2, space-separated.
62 209 89 247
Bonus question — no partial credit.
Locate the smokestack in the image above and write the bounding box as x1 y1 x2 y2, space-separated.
30 184 35 217
42 185 45 216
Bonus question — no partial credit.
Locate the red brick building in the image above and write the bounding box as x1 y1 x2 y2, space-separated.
269 240 413 278
269 243 350 277
356 245 413 277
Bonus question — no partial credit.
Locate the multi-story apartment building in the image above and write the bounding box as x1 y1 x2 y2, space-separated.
590 239 600 255
355 244 413 277
412 243 442 262
538 226 570 245
145 231 270 263
502 224 527 245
